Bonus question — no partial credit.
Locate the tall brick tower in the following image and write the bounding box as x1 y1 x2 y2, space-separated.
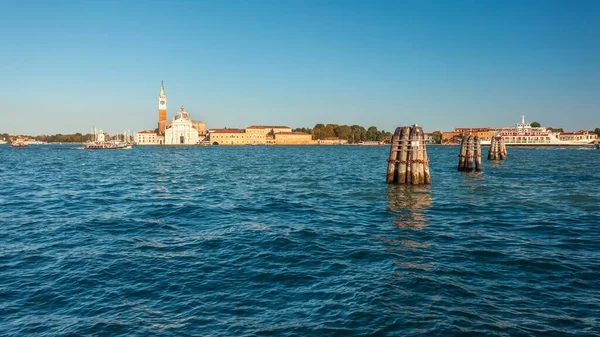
158 81 167 135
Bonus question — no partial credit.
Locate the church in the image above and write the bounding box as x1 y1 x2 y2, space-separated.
164 105 199 145
136 82 207 145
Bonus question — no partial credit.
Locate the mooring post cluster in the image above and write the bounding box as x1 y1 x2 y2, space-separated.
386 125 431 185
488 135 507 160
457 135 482 172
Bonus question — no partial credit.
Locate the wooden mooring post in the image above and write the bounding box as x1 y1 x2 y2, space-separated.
457 135 482 172
488 135 507 160
386 125 431 185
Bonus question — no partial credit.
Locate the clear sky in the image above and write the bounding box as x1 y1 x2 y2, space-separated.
1 0 598 135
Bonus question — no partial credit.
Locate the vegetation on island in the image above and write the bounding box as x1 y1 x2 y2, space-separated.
0 132 124 143
530 121 541 127
293 124 393 143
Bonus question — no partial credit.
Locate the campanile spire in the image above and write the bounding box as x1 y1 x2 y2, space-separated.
158 81 167 135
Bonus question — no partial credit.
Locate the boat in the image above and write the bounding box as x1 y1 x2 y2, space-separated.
480 116 597 146
358 141 385 146
84 128 133 150
10 140 29 148
9 134 29 147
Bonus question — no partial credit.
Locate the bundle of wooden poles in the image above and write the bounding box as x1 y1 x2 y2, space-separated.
457 135 482 172
488 135 507 160
386 125 431 185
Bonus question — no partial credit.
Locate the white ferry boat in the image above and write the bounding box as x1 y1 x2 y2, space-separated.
358 141 385 146
482 116 596 146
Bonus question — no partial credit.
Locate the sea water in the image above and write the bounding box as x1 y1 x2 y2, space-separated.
1 145 598 336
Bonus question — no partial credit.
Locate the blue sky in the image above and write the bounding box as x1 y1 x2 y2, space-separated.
1 0 598 134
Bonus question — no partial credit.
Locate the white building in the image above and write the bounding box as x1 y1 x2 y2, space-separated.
136 130 159 145
164 105 199 145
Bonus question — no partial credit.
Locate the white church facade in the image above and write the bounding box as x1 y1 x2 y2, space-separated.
164 106 199 145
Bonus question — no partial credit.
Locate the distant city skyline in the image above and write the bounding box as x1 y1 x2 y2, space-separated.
1 0 599 135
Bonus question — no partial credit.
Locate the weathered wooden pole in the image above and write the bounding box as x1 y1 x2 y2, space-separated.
398 127 410 184
422 134 431 184
458 135 482 172
458 136 467 171
386 125 430 185
474 136 482 171
416 127 425 185
410 126 420 184
386 128 401 184
494 136 500 160
488 136 496 160
466 136 474 171
488 135 507 160
500 137 507 160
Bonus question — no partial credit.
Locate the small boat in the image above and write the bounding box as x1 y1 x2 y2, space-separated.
9 134 29 147
10 141 29 148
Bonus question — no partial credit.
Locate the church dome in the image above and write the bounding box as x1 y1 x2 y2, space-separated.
175 105 191 121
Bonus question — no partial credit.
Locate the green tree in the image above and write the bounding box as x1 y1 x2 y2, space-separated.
432 131 442 144
594 128 600 135
530 121 541 127
366 126 378 141
334 125 352 140
312 124 325 140
293 127 312 134
323 124 337 138
351 125 367 143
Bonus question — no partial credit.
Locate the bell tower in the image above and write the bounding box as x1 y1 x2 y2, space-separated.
158 81 167 135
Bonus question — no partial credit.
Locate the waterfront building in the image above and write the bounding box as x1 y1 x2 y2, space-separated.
246 125 293 135
136 130 159 145
442 131 460 144
442 127 504 144
424 133 436 144
274 132 312 145
245 127 268 145
559 131 598 142
209 129 248 145
209 127 315 145
164 106 200 145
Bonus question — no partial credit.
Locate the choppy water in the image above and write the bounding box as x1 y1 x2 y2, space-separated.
1 144 599 336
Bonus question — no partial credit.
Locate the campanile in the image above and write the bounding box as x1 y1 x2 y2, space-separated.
158 81 167 135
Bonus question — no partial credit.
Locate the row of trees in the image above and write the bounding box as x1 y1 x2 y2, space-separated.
34 133 95 143
530 122 565 132
293 124 393 143
1 133 120 143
